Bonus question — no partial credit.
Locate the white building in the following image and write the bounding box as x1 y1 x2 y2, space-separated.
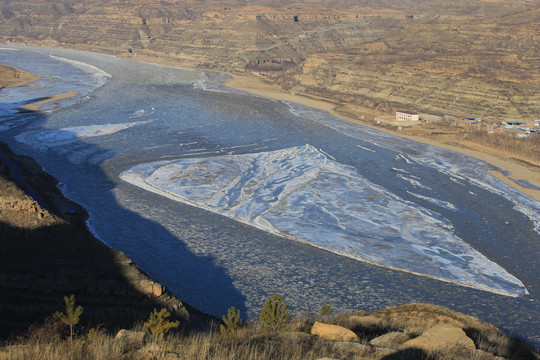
396 111 420 122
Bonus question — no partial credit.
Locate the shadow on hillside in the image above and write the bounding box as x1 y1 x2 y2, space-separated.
0 98 246 338
465 327 540 360
0 219 163 337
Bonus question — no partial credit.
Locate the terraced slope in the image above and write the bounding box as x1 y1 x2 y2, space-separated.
0 0 539 120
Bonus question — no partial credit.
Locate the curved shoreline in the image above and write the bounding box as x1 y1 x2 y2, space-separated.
3 50 539 202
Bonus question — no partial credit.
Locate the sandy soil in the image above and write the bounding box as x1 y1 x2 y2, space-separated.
0 64 38 89
225 73 540 202
19 90 79 112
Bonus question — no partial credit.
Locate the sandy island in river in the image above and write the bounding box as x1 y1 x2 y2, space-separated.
225 73 540 202
18 90 78 113
0 64 38 89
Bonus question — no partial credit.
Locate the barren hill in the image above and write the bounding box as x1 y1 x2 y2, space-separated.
0 0 539 119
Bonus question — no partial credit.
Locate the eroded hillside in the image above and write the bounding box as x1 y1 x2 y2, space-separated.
0 0 539 120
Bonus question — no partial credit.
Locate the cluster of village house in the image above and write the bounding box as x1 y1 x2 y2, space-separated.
395 111 540 138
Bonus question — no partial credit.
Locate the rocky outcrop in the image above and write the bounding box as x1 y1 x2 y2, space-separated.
115 329 147 348
369 331 410 348
302 304 540 359
311 322 359 342
400 324 476 352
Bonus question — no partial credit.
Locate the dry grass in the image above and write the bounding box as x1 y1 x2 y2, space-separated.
1 304 538 360
0 329 369 360
401 120 540 166
463 126 540 164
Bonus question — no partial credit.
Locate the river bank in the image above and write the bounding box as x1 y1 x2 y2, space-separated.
224 73 540 202
0 139 215 337
4 51 539 202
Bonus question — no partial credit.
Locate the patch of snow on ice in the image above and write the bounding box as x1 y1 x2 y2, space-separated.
50 55 112 86
15 121 147 147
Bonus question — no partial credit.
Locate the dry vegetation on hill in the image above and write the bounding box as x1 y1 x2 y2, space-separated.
1 303 539 360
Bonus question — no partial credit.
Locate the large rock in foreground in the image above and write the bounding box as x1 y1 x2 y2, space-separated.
311 321 359 342
401 324 476 352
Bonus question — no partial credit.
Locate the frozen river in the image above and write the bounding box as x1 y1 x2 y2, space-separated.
1 46 539 346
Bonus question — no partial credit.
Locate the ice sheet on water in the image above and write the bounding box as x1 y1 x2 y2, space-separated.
396 173 432 190
50 55 112 86
120 144 527 297
282 101 540 235
407 191 457 211
15 121 148 148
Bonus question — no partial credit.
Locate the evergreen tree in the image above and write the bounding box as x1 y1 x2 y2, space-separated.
258 295 290 333
55 294 83 341
143 308 180 341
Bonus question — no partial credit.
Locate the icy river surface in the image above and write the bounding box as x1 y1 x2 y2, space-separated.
1 46 539 346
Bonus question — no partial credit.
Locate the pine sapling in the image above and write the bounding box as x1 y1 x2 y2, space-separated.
55 294 83 341
143 308 180 341
220 306 242 334
318 303 333 321
258 294 290 333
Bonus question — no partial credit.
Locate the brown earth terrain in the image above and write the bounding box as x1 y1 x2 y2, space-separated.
1 0 539 121
0 64 37 89
0 0 539 197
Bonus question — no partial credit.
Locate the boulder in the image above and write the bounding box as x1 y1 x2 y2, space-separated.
311 321 359 342
115 329 147 348
136 344 181 360
401 324 475 352
369 331 410 348
137 279 164 297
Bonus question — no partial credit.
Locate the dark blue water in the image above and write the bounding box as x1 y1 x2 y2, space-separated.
1 46 539 347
